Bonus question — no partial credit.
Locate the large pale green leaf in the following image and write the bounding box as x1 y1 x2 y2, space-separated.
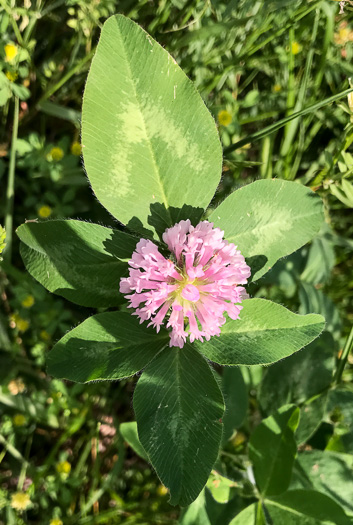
209 179 324 280
195 299 325 366
292 451 353 514
17 220 137 307
249 405 299 497
47 311 168 382
133 344 224 507
82 15 222 237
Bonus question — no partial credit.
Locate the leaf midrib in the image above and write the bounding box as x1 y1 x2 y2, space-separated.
116 19 173 227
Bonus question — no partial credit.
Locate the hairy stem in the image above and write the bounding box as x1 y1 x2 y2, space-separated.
334 326 353 385
4 96 19 264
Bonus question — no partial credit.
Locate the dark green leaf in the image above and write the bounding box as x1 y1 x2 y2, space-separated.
47 311 168 382
17 220 137 308
133 344 224 506
249 405 299 496
222 367 248 442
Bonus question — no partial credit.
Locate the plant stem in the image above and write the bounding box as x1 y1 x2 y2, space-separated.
4 96 19 264
334 326 353 385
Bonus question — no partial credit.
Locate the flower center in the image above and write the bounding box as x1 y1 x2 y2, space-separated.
181 283 200 302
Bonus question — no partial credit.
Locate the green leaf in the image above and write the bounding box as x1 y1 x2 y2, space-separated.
222 367 248 443
119 422 149 462
229 503 262 525
296 393 328 445
47 311 168 382
195 298 325 366
179 490 212 525
265 490 352 525
259 332 334 412
82 15 222 237
292 450 353 514
209 179 324 280
299 283 342 341
17 220 137 308
133 344 224 506
206 471 237 504
249 405 299 497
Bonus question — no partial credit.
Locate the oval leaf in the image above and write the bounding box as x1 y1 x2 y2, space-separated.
47 311 168 382
209 179 324 280
133 344 224 507
17 220 137 307
195 298 325 366
249 405 299 496
82 15 222 236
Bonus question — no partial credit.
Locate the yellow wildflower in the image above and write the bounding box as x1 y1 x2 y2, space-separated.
48 147 64 162
21 295 35 308
40 330 51 341
8 378 25 395
13 414 26 426
4 43 18 61
56 460 71 475
50 520 63 525
10 313 29 332
71 141 82 156
217 110 232 127
5 71 18 82
291 41 302 55
38 205 52 218
11 492 31 511
273 84 282 93
156 484 168 496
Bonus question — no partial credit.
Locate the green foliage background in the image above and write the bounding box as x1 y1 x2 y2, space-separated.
0 0 353 523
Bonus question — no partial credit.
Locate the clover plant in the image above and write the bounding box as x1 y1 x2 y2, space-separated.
17 15 325 506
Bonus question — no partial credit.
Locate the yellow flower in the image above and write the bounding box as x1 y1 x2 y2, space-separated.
56 460 71 475
40 330 51 341
48 147 64 162
5 43 18 61
5 70 18 82
11 492 31 511
273 84 282 93
334 23 353 45
291 41 302 55
156 484 168 496
217 110 232 127
38 205 52 218
71 141 82 156
8 378 25 395
50 519 63 525
13 414 26 427
21 295 35 308
10 313 29 332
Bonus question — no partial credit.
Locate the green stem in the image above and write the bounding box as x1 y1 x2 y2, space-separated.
4 96 19 264
334 326 353 385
